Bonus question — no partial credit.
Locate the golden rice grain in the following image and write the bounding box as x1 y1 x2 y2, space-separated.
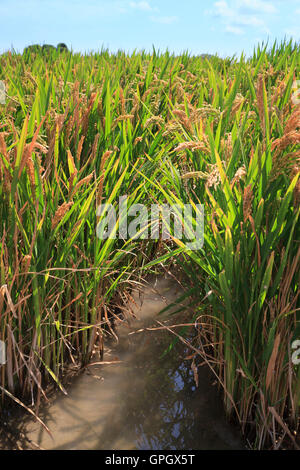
134 136 143 145
51 201 74 230
271 131 300 153
284 106 300 135
232 165 247 185
21 255 32 273
144 116 164 129
243 184 254 222
256 73 265 132
174 141 208 153
73 172 95 193
207 164 221 190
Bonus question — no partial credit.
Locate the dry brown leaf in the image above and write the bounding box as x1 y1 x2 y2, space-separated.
266 333 281 390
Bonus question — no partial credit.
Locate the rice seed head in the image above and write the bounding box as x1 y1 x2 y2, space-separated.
284 105 300 135
221 133 233 163
190 104 221 126
271 76 286 107
51 201 74 230
243 184 254 222
256 73 265 130
0 134 11 192
174 141 208 153
81 93 97 135
131 93 140 116
134 136 143 145
144 115 164 129
293 180 300 207
26 157 36 196
290 165 300 207
113 114 135 129
90 133 100 163
232 165 247 185
162 121 183 137
230 93 245 118
119 86 126 115
186 71 197 80
271 131 300 153
181 171 208 180
0 132 8 159
76 135 85 163
19 144 31 178
270 150 300 181
73 172 94 193
21 255 32 273
207 164 221 190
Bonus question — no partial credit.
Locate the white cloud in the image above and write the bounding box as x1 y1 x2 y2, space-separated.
214 1 231 18
237 0 277 14
211 0 276 34
150 15 178 24
225 25 245 34
129 1 153 11
237 16 264 27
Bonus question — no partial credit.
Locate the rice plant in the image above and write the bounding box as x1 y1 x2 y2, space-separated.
0 39 299 449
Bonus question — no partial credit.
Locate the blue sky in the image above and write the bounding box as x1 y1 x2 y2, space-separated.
0 0 299 57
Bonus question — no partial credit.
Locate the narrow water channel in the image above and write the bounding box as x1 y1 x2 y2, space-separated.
4 276 244 450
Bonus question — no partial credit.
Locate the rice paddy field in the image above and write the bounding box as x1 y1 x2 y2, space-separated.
0 40 299 450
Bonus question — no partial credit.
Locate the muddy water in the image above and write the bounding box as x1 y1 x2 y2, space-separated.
22 276 244 450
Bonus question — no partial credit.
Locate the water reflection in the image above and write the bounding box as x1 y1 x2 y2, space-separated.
95 327 242 450
6 276 244 450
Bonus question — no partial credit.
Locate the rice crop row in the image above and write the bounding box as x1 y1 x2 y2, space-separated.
0 40 299 448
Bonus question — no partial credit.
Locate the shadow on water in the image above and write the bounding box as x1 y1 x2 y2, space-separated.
1 275 245 450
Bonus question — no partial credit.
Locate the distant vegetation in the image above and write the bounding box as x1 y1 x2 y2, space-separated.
23 43 68 54
0 41 299 449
